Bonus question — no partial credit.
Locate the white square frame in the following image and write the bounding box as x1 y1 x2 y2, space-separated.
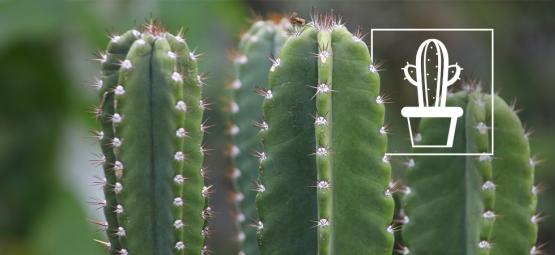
371 28 495 156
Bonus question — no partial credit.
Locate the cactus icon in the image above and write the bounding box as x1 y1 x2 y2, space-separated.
401 39 464 147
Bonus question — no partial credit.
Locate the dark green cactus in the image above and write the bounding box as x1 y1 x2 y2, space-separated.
93 23 208 255
400 87 538 255
227 18 290 255
256 14 394 255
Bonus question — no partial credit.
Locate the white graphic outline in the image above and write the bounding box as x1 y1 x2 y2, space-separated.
371 28 494 156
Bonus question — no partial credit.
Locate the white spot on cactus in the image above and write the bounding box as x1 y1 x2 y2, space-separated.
369 65 379 73
531 214 542 224
399 246 410 255
175 35 185 43
167 51 177 59
176 128 188 138
237 213 246 222
174 219 184 229
119 249 128 255
482 181 496 191
202 207 212 220
113 161 124 171
171 72 182 83
532 185 540 195
131 30 141 37
174 174 185 184
189 51 200 61
404 158 415 169
379 126 388 135
99 54 107 64
384 188 393 197
197 75 205 86
230 145 240 157
173 197 183 207
114 182 123 194
414 133 422 143
230 79 242 89
175 241 185 250
257 152 267 162
111 138 122 148
317 218 330 228
174 151 185 161
318 50 330 63
264 90 273 100
202 226 210 237
121 60 132 69
386 225 395 233
175 101 187 112
382 155 391 164
202 185 213 198
316 147 328 156
115 227 126 237
232 168 241 179
529 157 540 167
478 240 491 249
353 35 362 42
255 121 269 131
315 116 327 126
402 215 410 224
229 125 240 136
403 187 412 195
136 39 146 45
237 231 245 241
270 58 280 72
476 122 488 134
235 192 244 202
255 183 266 193
317 180 330 190
316 83 331 94
483 211 496 220
250 35 259 42
94 78 103 90
114 85 125 96
201 246 209 255
115 204 124 214
111 113 123 124
235 55 248 65
229 101 239 113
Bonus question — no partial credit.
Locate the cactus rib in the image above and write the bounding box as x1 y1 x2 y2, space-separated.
256 14 394 254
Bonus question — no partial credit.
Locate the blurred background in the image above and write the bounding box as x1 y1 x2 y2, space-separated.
0 0 553 254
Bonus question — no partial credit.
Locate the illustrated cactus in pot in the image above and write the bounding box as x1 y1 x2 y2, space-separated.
398 85 540 255
91 22 209 255
256 13 395 254
401 39 463 147
225 17 290 255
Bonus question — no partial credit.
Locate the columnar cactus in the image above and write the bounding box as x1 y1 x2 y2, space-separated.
400 87 539 255
256 14 394 254
93 23 208 255
227 18 290 255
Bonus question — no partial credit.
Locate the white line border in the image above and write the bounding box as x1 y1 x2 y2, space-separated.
371 28 494 156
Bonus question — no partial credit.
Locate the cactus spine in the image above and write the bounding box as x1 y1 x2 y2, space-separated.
228 18 290 255
94 23 208 255
401 87 538 255
256 14 394 254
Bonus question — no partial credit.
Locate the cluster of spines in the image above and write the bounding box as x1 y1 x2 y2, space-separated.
90 23 209 255
226 17 291 255
257 12 395 254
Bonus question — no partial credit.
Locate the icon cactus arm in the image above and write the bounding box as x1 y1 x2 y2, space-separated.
445 64 462 86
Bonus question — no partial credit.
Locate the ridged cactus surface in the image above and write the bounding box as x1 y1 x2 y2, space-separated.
228 18 290 255
95 23 208 255
401 89 538 255
256 15 394 255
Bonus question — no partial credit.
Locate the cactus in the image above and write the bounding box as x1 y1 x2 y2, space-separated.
256 14 394 254
226 17 290 255
93 22 208 255
400 87 538 255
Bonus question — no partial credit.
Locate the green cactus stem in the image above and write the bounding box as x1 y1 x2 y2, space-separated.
226 18 290 255
94 22 207 255
256 14 394 255
401 87 538 255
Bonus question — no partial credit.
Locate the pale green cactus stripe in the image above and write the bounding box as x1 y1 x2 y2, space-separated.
166 33 207 255
115 35 178 254
98 29 138 254
231 19 290 255
488 95 538 255
257 19 394 254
